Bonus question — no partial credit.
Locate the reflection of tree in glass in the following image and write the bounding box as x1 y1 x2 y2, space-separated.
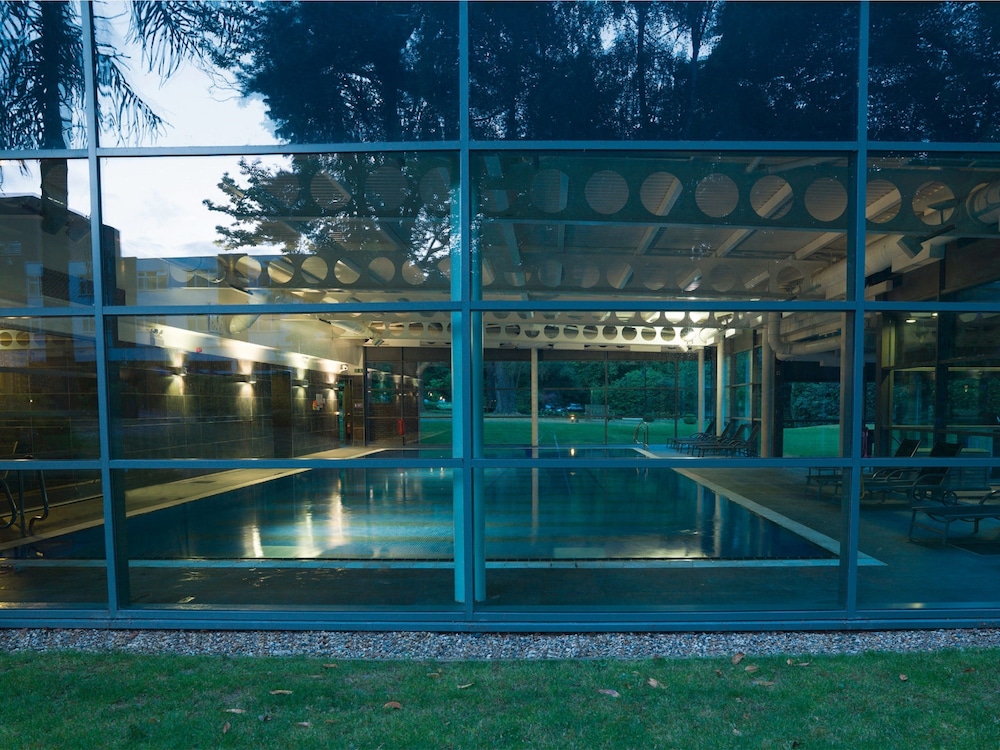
203 153 453 276
225 1 457 142
870 2 1000 141
470 0 858 141
0 1 252 150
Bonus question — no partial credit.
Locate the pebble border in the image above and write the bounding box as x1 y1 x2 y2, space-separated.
2 628 1000 659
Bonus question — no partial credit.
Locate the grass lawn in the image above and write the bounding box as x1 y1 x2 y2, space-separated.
421 417 840 457
4 649 1000 748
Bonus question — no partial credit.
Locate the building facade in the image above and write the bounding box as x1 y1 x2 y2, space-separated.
2 1 1000 631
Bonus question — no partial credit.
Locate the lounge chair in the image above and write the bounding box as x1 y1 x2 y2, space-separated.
675 419 738 454
861 441 962 502
909 488 1000 545
667 419 715 451
681 419 739 455
695 423 748 457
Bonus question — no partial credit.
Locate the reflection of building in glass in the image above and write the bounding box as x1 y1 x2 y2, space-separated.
1 1 1000 631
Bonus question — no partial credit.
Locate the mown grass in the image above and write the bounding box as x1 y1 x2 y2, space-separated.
3 649 1000 748
422 417 840 457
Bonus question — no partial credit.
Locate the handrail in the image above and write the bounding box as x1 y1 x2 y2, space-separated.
633 421 649 450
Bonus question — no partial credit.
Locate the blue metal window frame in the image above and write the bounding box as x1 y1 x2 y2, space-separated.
1 0 1000 631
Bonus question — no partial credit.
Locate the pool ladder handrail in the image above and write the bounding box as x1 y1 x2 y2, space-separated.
633 421 649 451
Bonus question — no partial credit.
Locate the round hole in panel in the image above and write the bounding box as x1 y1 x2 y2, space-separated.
585 170 629 214
402 261 427 285
640 311 661 324
543 325 559 339
168 265 194 283
368 256 395 284
530 168 568 213
0 332 11 347
334 259 361 284
16 331 30 346
615 311 635 323
539 259 563 288
419 167 451 214
564 325 579 339
676 268 703 293
750 175 792 219
695 173 739 218
505 324 521 336
866 178 902 224
776 266 805 293
525 328 540 339
267 257 295 284
568 262 601 289
427 322 444 334
408 322 424 336
493 312 509 320
912 181 956 226
602 326 618 340
804 177 847 222
621 326 637 341
642 271 667 291
309 171 351 211
606 261 634 289
365 164 407 211
300 256 328 285
664 311 685 324
504 272 525 287
582 325 598 340
708 264 737 293
234 256 262 284
967 182 1000 225
641 327 656 342
641 172 682 216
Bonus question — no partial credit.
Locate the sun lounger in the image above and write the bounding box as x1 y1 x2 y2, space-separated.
909 489 1000 545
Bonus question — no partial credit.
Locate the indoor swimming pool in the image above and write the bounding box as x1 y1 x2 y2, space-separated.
9 461 837 566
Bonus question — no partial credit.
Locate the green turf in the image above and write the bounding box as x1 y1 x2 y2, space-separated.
2 649 998 748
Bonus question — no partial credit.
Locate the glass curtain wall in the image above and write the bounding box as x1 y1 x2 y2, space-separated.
0 0 998 627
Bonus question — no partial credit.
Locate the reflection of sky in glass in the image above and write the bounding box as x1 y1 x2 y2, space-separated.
101 155 288 259
93 2 276 148
0 161 91 216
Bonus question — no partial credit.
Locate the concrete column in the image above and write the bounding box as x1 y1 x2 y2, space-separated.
761 330 774 457
716 342 725 435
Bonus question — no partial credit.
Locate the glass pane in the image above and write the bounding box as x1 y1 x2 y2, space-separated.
0 317 99 458
474 152 850 302
866 153 1000 297
867 311 1000 458
0 159 92 308
480 309 844 457
470 1 857 141
119 467 457 608
102 153 456 306
870 3 1000 142
478 466 844 611
0 469 106 605
94 1 458 147
0 1 87 149
108 314 452 459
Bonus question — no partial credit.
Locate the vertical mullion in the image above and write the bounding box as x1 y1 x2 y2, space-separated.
455 0 476 613
841 0 870 618
80 0 129 614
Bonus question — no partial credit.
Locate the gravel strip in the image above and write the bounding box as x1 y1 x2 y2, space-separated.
2 628 1000 659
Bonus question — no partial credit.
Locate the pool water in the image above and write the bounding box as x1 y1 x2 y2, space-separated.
21 466 834 563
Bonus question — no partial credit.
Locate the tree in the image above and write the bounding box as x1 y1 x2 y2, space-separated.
226 2 457 143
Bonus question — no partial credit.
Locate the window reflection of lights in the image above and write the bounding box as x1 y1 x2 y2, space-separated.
251 526 264 558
